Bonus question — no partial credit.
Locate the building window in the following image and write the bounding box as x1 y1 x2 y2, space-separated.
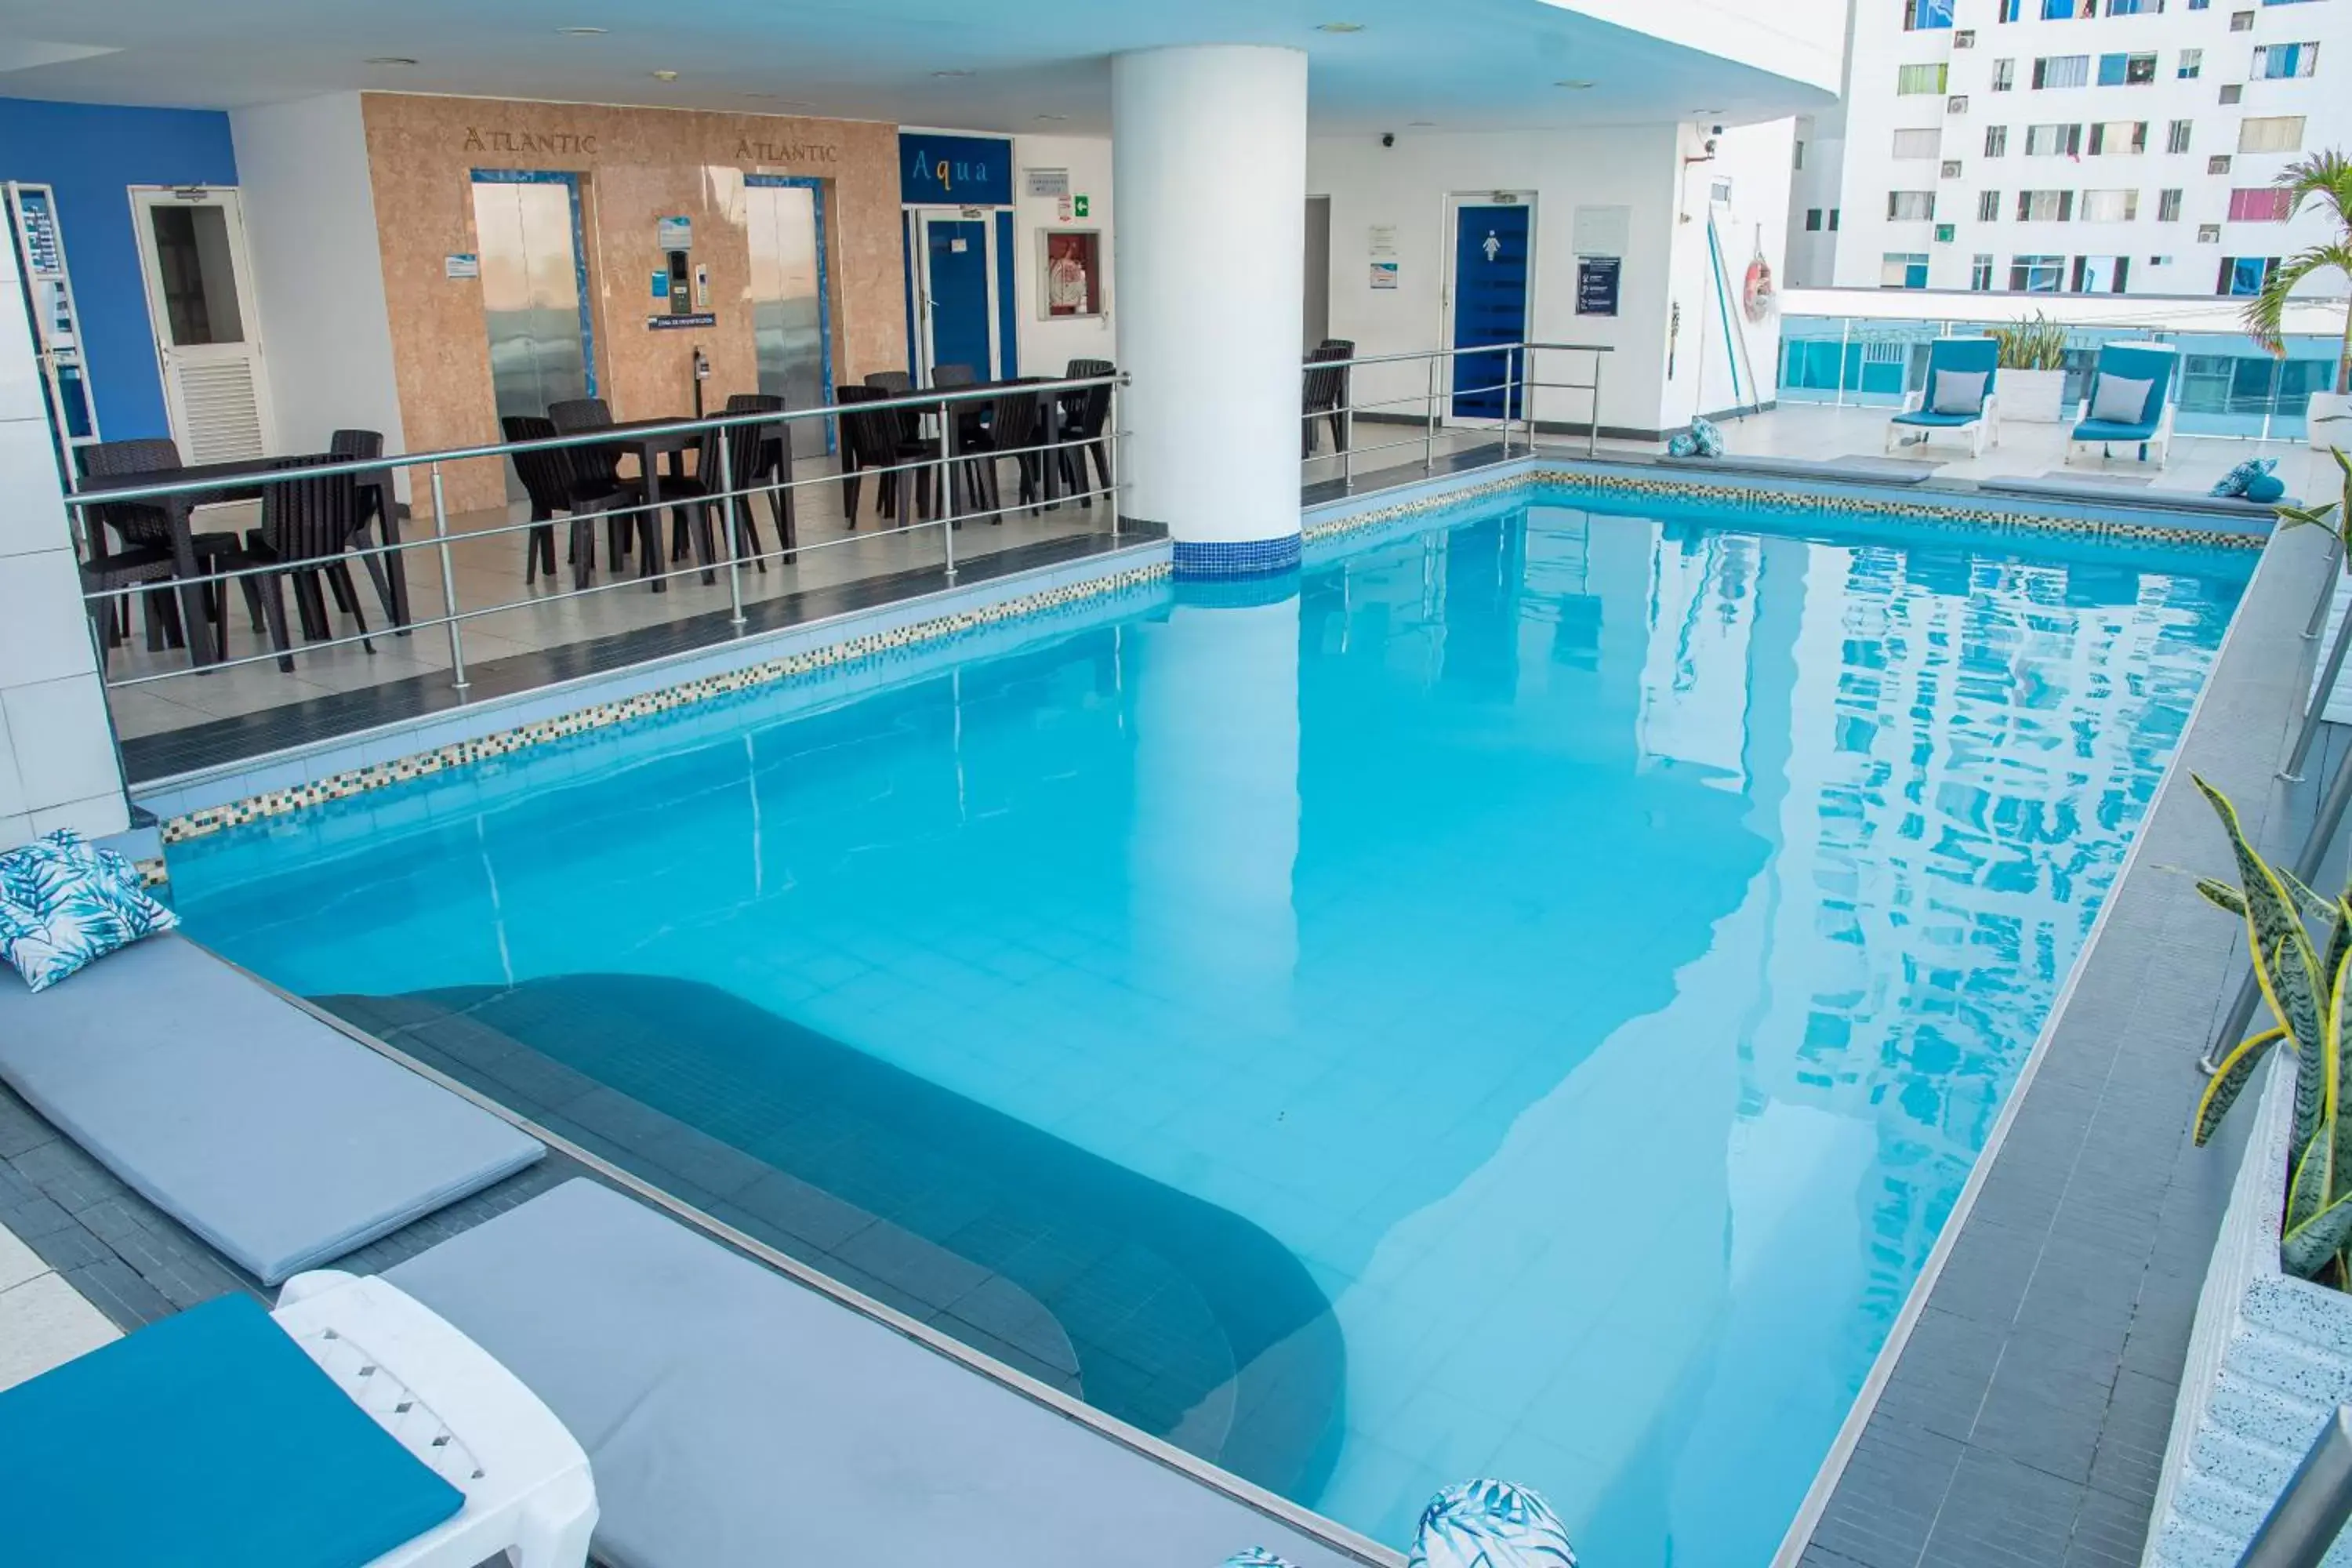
2179 49 2203 78
2072 255 2130 292
1882 252 1932 289
2105 0 2156 12
1985 125 2010 158
2033 55 2092 89
2158 187 2184 220
1905 0 1957 28
2167 119 2193 153
1979 188 2003 220
2043 0 2092 15
1805 208 1824 231
1889 191 1939 221
2096 52 2159 86
1993 58 2016 90
1971 253 1996 290
1829 209 1842 230
2252 42 2319 78
2230 9 2256 27
2189 0 2210 7
2088 121 2147 155
2080 188 2140 222
1936 222 1958 242
2209 154 2234 174
2018 189 2077 220
2220 83 2243 104
2198 221 2223 241
1893 128 1943 159
2150 253 2173 267
1794 140 1806 170
2026 122 2085 156
2228 186 2293 221
1899 63 1952 95
2220 255 2279 294
1942 159 1965 179
2239 115 2307 153
2010 253 2067 291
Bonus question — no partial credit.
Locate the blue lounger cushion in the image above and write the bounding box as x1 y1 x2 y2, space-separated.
0 935 543 1283
0 1294 463 1566
388 1178 1364 1568
2071 417 2161 443
1891 409 1980 427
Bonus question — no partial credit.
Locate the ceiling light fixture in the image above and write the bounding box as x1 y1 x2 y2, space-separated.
931 68 976 78
1035 113 1070 122
1316 21 1367 32
1408 119 1436 127
652 69 679 81
1555 79 1595 89
364 56 418 66
556 25 608 34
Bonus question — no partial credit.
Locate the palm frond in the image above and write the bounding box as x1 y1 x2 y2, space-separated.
2241 242 2352 357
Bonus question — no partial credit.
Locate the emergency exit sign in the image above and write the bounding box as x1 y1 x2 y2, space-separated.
1074 194 1090 218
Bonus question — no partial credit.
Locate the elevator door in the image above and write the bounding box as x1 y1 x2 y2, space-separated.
743 176 831 459
472 172 593 496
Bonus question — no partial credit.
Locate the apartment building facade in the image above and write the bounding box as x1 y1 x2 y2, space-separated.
1791 0 2350 297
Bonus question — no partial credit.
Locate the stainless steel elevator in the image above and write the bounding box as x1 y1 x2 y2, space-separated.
742 178 828 459
473 173 593 495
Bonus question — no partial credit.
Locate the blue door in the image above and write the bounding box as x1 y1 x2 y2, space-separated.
924 216 993 379
1450 204 1531 421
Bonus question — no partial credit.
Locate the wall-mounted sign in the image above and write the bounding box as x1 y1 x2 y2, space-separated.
1026 167 1070 199
646 311 717 331
657 215 692 250
1572 205 1633 258
445 252 479 280
1370 261 1399 291
651 270 670 299
1576 256 1622 317
899 132 1013 206
733 138 840 164
463 127 597 156
1074 194 1091 219
1369 224 1398 257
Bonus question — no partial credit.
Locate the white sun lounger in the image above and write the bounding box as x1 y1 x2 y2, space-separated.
275 1269 598 1568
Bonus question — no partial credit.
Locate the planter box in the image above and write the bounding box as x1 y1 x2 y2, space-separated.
2310 392 2350 454
1999 368 2069 424
2147 1055 2352 1568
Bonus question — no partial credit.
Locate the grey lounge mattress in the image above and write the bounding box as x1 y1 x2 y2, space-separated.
1655 452 1938 485
0 935 543 1284
387 1178 1372 1568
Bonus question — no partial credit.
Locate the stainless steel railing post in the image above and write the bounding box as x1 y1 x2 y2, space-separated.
939 398 959 583
2234 1406 2352 1568
428 461 467 693
719 432 746 630
1341 383 1354 490
1424 354 1437 474
1108 377 1122 541
2282 606 2352 781
1589 350 1605 458
2307 543 2343 640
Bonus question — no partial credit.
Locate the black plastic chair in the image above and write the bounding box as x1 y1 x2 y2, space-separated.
1058 360 1115 506
505 416 636 590
225 455 367 672
973 389 1045 521
74 437 238 647
837 387 933 529
1303 344 1352 458
722 393 794 565
328 429 405 627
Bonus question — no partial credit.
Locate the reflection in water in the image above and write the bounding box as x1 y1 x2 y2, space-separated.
171 502 2246 1565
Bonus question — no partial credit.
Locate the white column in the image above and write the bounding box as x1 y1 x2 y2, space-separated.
0 236 129 850
1112 45 1307 576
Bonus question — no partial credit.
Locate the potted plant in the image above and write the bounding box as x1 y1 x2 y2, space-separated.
1989 313 2069 423
2243 150 2352 453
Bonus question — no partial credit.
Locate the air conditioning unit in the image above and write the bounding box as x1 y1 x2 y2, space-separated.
1955 29 1976 47
1948 95 1970 114
2220 84 2244 104
2198 223 2223 243
2209 154 2234 175
1941 159 1964 179
1935 223 1958 243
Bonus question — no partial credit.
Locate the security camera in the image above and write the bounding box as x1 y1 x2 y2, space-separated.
1381 132 1396 147
1704 136 1719 156
1711 123 1725 136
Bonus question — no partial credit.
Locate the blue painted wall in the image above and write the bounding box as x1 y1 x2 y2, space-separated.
0 97 240 441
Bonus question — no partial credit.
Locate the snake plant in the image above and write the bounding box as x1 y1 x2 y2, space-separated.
2193 776 2352 1282
1991 313 2068 372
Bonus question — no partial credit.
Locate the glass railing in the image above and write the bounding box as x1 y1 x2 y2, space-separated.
1779 313 2343 440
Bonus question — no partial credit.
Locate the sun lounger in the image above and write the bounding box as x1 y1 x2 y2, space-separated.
2067 341 2179 467
0 935 544 1283
385 1177 1370 1568
0 1287 593 1567
1886 335 2001 458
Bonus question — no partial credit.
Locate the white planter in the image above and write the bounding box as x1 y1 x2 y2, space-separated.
2147 1055 2352 1568
2000 367 2069 424
2310 392 2350 453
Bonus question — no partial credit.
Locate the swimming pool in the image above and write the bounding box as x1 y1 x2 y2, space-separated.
169 494 2252 1563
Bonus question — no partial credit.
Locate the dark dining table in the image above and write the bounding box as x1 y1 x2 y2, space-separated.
921 378 1064 511
598 413 798 589
74 455 405 668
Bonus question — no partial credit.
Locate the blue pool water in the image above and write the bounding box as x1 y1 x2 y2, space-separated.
170 498 2250 1563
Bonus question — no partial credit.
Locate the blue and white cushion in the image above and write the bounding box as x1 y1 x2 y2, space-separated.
1668 416 1726 459
1409 1479 1578 1568
2210 456 2278 499
1221 1552 1300 1568
0 830 178 993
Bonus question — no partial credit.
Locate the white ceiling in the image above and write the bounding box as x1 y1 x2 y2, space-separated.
0 0 1835 135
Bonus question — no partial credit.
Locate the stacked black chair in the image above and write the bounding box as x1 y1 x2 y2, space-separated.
973 388 1045 521
1302 343 1352 458
1058 360 1115 506
74 437 238 654
721 393 793 566
229 454 368 672
835 386 934 529
328 429 405 627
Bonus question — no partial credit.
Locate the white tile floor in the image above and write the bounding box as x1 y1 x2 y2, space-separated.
0 1221 117 1392
100 409 2335 750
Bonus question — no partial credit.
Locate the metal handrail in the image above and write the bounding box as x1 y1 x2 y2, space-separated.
74 371 1131 702
1300 340 1614 488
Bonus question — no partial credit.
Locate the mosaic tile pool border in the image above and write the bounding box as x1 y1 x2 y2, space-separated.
154 459 2266 851
157 561 1171 848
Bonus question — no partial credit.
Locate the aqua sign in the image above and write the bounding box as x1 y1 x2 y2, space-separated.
898 133 1011 206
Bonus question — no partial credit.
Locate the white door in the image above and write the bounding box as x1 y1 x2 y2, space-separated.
129 186 275 463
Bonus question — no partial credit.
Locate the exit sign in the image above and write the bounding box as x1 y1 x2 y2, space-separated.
1074 194 1090 218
